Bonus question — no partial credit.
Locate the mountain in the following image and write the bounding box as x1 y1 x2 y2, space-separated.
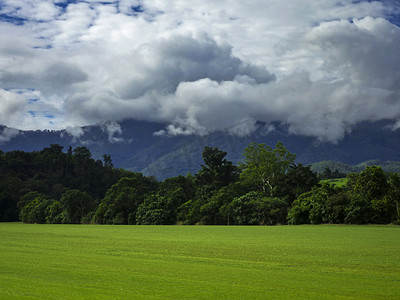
310 160 400 175
1 119 400 179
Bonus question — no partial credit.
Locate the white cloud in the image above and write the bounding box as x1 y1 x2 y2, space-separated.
0 0 399 142
150 72 399 142
0 89 27 127
63 125 85 142
101 121 124 143
0 0 61 22
304 17 400 90
0 127 20 144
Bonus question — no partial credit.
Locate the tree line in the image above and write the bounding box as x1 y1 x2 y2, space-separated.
1 142 399 225
0 144 131 222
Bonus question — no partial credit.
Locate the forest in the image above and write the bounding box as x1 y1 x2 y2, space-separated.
1 142 399 225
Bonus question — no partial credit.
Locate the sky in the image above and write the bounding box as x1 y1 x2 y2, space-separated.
0 0 400 142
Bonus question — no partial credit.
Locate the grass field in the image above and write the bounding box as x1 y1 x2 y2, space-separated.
1 223 399 299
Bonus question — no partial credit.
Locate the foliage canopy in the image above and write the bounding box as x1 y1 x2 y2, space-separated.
1 141 399 225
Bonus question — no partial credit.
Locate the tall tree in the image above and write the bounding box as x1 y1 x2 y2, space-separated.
240 142 296 196
281 163 319 204
195 146 239 191
102 154 113 168
345 166 392 224
388 173 400 221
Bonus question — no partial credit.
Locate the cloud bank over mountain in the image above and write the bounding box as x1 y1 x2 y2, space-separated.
0 0 400 142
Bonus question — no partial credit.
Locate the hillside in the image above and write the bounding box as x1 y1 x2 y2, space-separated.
311 160 400 175
1 119 400 179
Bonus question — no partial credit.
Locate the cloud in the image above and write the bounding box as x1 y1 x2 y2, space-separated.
0 0 61 22
0 127 20 144
150 71 399 142
0 0 399 142
63 125 85 142
0 89 27 127
101 121 124 143
115 33 275 98
63 33 276 125
304 17 400 90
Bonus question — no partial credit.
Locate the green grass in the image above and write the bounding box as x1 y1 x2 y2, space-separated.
321 177 349 187
1 223 399 299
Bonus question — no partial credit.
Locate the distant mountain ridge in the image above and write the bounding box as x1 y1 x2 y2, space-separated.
1 119 400 179
310 160 400 175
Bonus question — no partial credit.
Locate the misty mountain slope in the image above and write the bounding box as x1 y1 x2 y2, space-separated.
1 119 400 180
138 120 400 179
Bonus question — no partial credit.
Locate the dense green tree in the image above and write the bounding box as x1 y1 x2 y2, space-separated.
103 154 113 168
371 196 396 224
159 175 196 204
324 189 350 224
45 200 64 224
240 142 296 196
192 182 249 225
20 196 53 224
0 144 127 222
345 166 392 224
388 173 400 222
157 176 196 225
288 184 336 225
228 191 288 225
17 191 45 216
2 141 400 225
60 189 96 224
4 150 34 176
73 146 92 161
0 176 23 221
352 166 389 200
177 199 199 225
196 146 239 191
95 174 158 224
95 186 140 224
218 182 250 225
177 147 239 225
24 175 51 195
344 193 373 224
280 163 319 204
136 194 175 225
39 144 65 173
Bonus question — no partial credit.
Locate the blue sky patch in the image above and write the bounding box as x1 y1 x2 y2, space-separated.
33 45 53 50
0 14 26 25
44 113 55 119
28 110 55 120
54 0 79 11
29 111 37 117
131 5 144 14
